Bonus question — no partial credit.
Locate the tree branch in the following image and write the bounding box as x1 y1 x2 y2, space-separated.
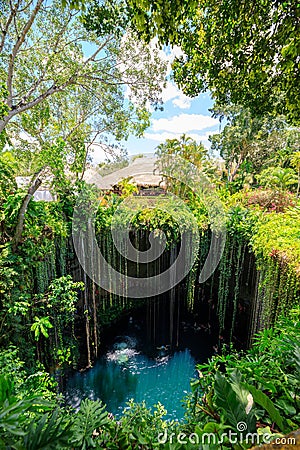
7 0 44 107
0 80 72 133
0 0 21 54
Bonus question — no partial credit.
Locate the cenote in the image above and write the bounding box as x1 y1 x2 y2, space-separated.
63 216 264 420
64 306 217 420
51 194 298 438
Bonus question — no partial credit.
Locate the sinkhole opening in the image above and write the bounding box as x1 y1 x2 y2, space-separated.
63 303 217 420
64 229 256 420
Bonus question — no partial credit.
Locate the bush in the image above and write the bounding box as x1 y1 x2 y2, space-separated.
246 188 295 212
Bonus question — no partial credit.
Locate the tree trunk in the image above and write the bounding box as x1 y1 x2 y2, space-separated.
229 158 242 182
12 168 45 251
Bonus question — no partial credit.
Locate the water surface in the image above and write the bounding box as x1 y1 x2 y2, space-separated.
64 315 215 420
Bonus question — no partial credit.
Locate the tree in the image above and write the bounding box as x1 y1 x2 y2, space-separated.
257 167 298 191
82 0 300 124
156 134 208 168
209 107 299 185
81 0 196 45
0 0 167 250
0 0 166 136
171 0 300 124
8 84 141 181
155 134 215 196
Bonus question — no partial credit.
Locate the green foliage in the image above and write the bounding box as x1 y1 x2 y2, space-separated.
96 193 200 247
0 83 9 149
171 0 300 124
23 410 72 450
0 372 58 448
155 134 213 197
226 205 259 240
257 167 298 191
214 371 256 432
31 316 53 341
185 308 300 445
0 347 57 403
82 0 197 45
115 400 171 448
30 276 85 366
244 383 285 431
0 311 299 448
156 134 208 170
0 0 167 200
70 399 109 449
117 177 139 197
251 208 300 272
209 108 295 187
0 152 17 201
46 276 84 319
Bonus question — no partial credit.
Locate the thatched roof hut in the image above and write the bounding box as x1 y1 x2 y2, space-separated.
94 156 165 192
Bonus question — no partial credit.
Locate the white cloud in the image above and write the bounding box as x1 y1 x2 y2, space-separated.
172 97 191 109
144 132 200 142
143 127 221 149
161 82 179 103
144 131 215 148
160 81 192 110
151 114 218 133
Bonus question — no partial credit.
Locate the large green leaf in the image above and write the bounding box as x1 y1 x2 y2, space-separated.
70 399 109 449
214 372 256 433
0 375 14 406
0 396 53 436
23 410 73 450
243 383 286 432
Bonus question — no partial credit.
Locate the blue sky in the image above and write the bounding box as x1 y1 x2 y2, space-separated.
122 88 221 157
86 42 222 163
92 82 222 163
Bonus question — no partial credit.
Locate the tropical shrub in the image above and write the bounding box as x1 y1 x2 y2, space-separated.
183 308 300 448
246 188 296 212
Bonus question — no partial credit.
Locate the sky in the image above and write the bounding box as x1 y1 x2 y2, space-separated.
84 42 223 164
122 88 221 157
92 81 222 163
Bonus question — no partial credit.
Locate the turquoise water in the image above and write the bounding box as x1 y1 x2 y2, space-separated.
64 317 215 420
65 346 196 420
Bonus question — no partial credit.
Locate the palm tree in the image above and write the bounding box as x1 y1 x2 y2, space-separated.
258 167 298 191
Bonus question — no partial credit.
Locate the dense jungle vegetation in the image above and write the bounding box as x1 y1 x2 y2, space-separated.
0 0 300 448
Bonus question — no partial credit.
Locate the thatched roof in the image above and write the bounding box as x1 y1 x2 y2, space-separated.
93 156 164 190
82 167 103 186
